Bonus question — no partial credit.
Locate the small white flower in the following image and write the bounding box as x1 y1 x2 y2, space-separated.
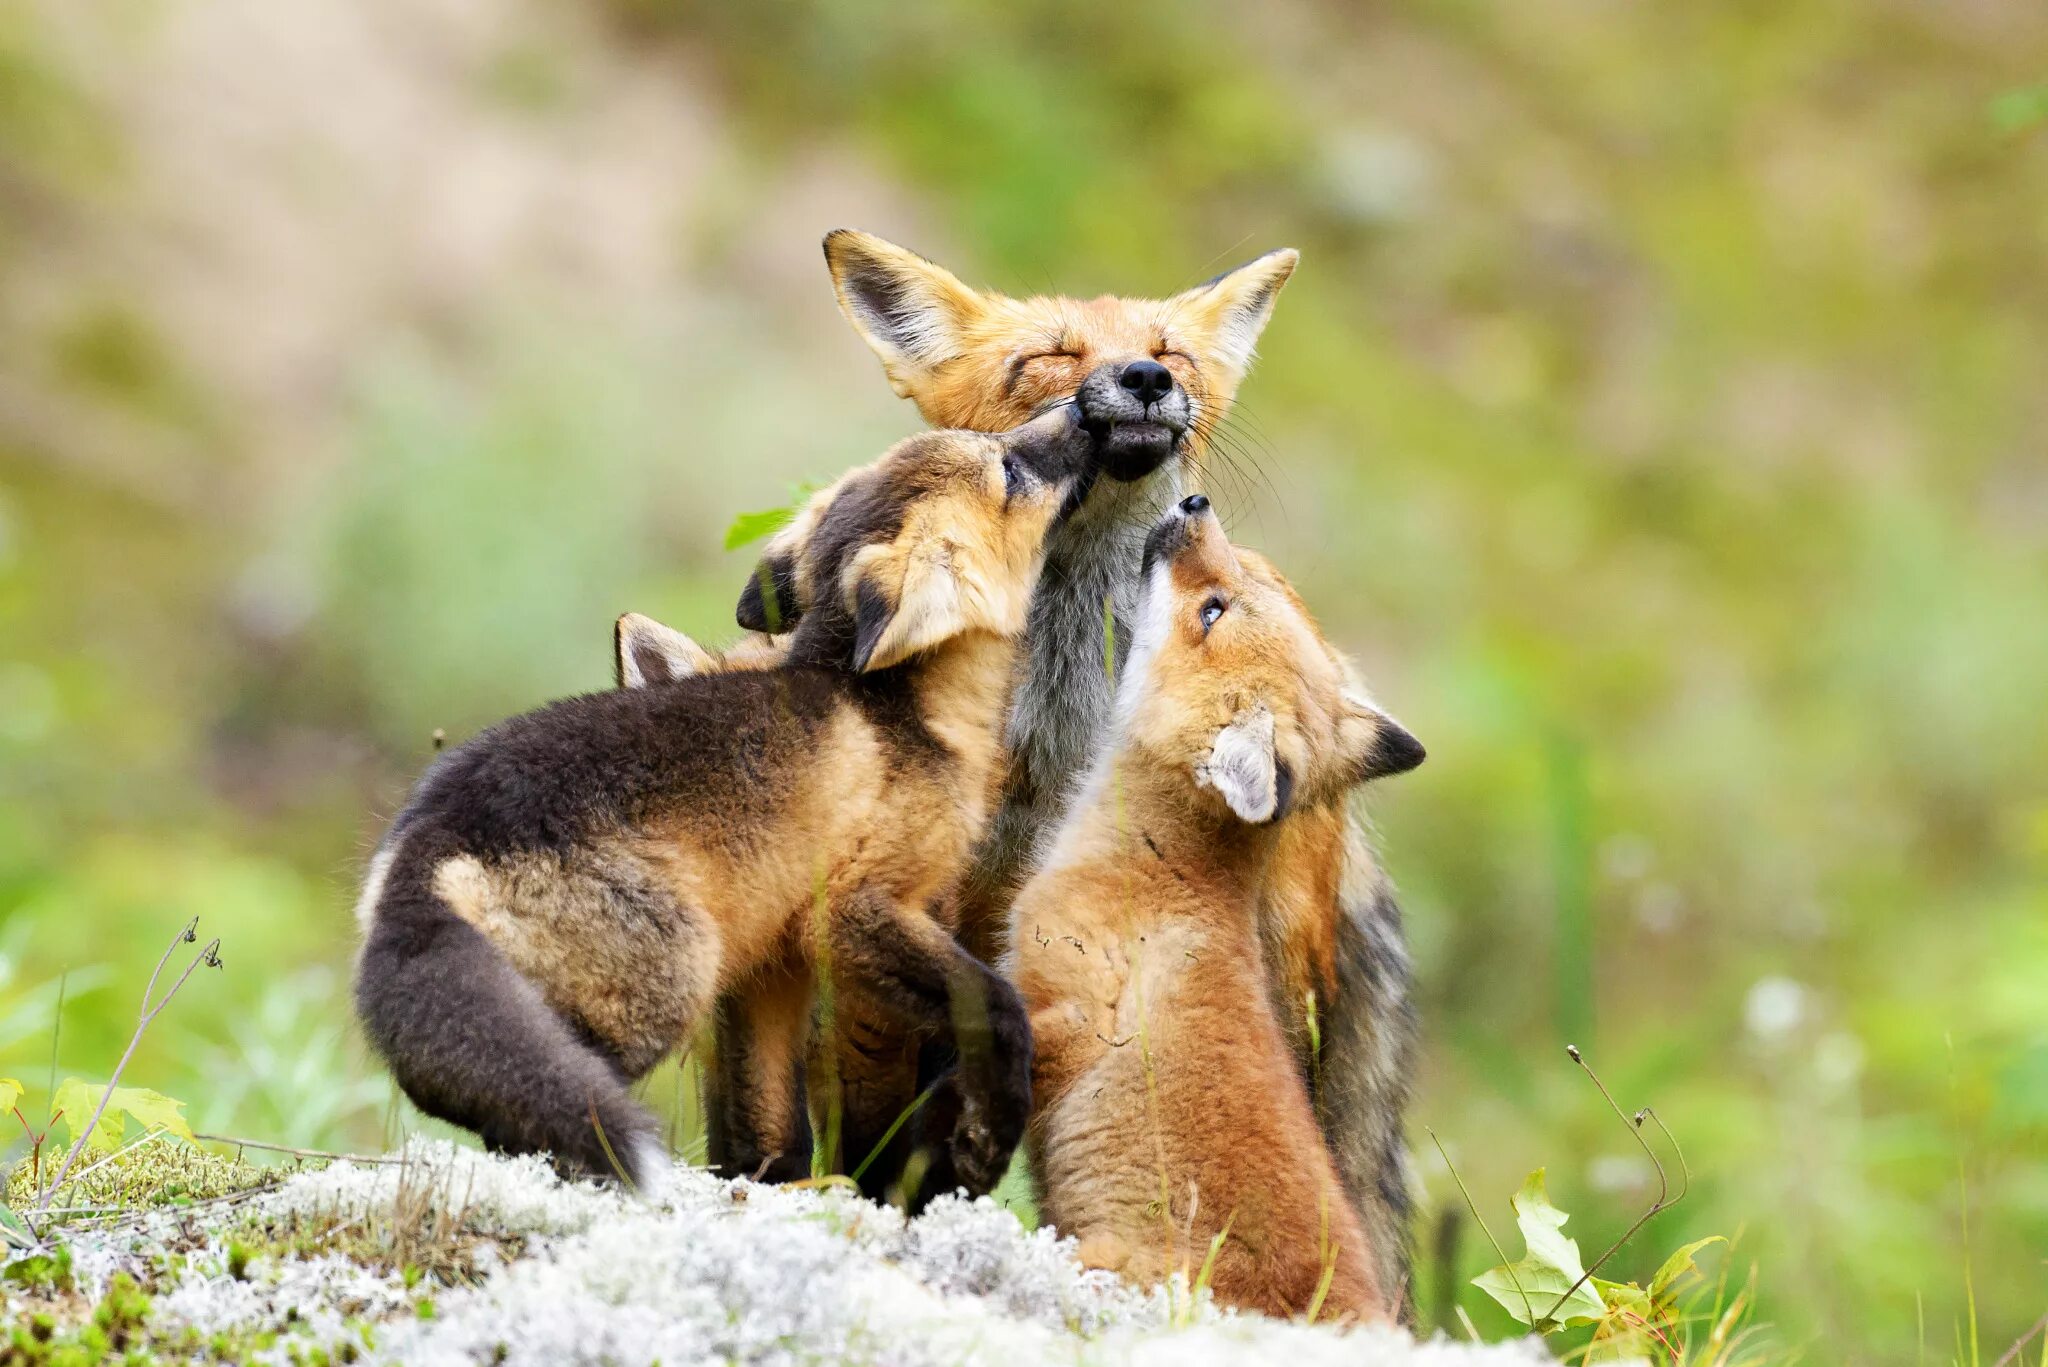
1745 976 1809 1041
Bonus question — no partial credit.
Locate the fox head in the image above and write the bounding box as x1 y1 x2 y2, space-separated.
1117 497 1424 825
823 230 1296 484
738 404 1094 673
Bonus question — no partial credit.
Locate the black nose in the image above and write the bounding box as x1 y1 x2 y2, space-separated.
1179 493 1209 515
1119 359 1175 406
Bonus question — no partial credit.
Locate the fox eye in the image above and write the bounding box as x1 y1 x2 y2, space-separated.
1199 596 1227 633
1001 455 1021 498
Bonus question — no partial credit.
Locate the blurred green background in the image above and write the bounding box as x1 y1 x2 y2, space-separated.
2 0 2044 1358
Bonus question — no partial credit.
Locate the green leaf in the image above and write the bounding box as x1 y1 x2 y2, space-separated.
111 1085 196 1146
1584 1316 1657 1363
1586 1279 1659 1362
1592 1277 1650 1315
1649 1234 1725 1301
1473 1260 1608 1329
51 1077 106 1149
0 1203 34 1250
1471 1169 1607 1328
51 1077 196 1152
0 1077 21 1115
723 505 796 552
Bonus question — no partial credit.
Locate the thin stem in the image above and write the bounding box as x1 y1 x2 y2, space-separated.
587 1098 634 1193
1427 1127 1535 1328
45 970 66 1112
36 923 221 1210
138 918 198 1010
1992 1313 2048 1367
848 1076 943 1185
1545 1047 1690 1325
193 1133 403 1166
1304 1185 1340 1325
1640 1107 1692 1205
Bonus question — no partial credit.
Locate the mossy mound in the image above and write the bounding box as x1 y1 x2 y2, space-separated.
7 1140 280 1216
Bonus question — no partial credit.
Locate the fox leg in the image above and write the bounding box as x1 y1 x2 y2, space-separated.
704 955 813 1184
828 992 924 1200
827 889 1031 1210
356 838 709 1191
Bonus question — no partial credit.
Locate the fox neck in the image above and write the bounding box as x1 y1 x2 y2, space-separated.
903 628 1022 784
1005 460 1183 799
1047 740 1281 928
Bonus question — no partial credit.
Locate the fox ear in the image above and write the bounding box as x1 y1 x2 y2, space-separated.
735 549 803 634
615 613 714 688
846 541 967 673
1171 248 1299 375
823 229 987 395
1338 692 1426 784
1196 705 1281 823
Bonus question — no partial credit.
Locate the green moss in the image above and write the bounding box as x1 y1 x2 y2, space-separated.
7 1141 280 1215
1 1244 72 1293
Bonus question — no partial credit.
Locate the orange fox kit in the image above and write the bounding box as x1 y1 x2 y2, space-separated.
354 409 1090 1197
1006 497 1423 1322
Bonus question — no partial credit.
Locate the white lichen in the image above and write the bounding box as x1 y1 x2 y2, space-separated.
26 1140 1548 1366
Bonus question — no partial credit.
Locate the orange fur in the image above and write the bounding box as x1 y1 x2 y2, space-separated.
1005 506 1422 1323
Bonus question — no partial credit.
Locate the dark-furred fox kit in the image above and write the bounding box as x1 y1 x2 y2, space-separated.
353 408 1090 1196
1005 497 1424 1322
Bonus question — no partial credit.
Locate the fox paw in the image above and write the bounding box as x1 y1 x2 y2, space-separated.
910 1072 1024 1206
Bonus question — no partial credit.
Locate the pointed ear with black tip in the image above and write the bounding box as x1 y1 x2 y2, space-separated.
1337 692 1427 784
735 550 803 634
1169 248 1299 375
1196 705 1282 823
615 613 715 689
845 542 967 674
822 229 989 396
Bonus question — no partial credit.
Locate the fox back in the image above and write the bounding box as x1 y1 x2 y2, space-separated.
353 414 1088 1190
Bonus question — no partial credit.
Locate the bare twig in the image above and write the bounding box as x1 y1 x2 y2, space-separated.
1992 1311 2048 1367
48 1176 284 1234
194 1133 403 1166
35 918 223 1210
1543 1044 1692 1324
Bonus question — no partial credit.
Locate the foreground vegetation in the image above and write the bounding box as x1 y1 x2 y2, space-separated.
4 1139 1558 1366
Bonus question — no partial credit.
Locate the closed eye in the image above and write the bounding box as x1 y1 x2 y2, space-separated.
1199 596 1227 632
1001 454 1022 498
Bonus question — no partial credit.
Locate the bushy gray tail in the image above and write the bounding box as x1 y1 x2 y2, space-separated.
355 839 664 1188
1319 862 1419 1322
